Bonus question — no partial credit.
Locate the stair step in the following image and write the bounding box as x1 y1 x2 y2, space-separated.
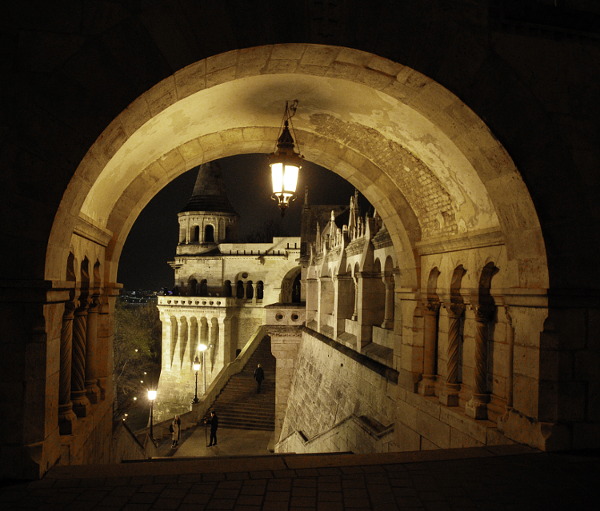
205 335 276 432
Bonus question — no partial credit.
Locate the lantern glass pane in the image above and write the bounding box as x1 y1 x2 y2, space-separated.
271 163 283 193
283 165 299 193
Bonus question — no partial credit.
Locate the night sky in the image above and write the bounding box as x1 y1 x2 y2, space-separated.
117 154 363 291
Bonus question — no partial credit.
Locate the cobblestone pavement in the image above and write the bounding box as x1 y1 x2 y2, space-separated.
1 446 599 510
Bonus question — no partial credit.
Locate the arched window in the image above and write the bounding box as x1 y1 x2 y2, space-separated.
199 279 208 296
256 281 264 300
223 280 232 297
236 280 245 299
205 224 215 243
189 279 198 296
292 274 301 303
246 281 254 300
192 225 200 242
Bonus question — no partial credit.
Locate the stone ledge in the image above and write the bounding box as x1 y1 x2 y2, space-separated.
302 326 399 384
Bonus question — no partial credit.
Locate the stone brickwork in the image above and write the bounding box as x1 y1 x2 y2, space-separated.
277 329 397 452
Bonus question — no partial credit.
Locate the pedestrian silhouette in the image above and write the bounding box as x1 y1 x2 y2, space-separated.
254 363 265 394
206 410 218 446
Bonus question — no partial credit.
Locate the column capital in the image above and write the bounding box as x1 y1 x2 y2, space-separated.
472 303 495 322
423 300 441 314
443 302 466 318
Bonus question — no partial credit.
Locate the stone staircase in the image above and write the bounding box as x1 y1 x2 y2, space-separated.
208 335 276 431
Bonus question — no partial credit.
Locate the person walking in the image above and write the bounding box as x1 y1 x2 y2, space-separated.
170 415 181 448
207 410 218 447
254 363 265 394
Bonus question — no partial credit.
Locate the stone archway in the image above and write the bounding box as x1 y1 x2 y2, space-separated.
47 44 547 292
41 43 550 474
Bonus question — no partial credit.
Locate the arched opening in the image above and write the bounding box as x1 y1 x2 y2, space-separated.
38 43 554 473
189 278 198 296
223 280 232 297
256 281 264 301
236 280 245 299
204 224 215 243
192 225 200 242
199 279 208 297
246 281 254 300
280 266 302 303
291 274 301 304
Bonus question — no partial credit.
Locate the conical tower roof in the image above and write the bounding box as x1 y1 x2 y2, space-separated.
179 161 237 215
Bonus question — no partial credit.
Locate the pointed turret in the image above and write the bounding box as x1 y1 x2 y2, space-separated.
176 162 239 255
180 161 237 215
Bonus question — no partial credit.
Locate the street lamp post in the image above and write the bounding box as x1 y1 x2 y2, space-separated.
147 389 157 441
192 356 201 404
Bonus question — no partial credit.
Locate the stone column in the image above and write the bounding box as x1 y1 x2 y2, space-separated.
381 276 394 329
214 318 225 369
418 301 440 396
71 298 91 417
173 316 186 369
252 283 258 304
58 300 77 434
351 274 358 321
333 275 353 338
465 305 494 419
218 316 232 365
439 303 465 406
304 277 318 325
84 294 101 404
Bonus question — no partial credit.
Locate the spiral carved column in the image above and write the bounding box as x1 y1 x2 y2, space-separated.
465 305 494 419
84 295 101 403
71 298 91 417
439 303 465 406
418 301 440 396
58 300 77 434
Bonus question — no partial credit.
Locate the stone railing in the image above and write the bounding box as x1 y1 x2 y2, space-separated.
111 419 152 462
276 414 394 454
157 296 236 307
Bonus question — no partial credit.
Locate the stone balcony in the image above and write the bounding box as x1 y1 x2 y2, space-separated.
157 296 236 308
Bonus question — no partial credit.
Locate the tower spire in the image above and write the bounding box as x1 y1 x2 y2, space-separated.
180 161 237 215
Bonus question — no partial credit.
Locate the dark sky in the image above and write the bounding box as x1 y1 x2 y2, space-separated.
118 154 362 291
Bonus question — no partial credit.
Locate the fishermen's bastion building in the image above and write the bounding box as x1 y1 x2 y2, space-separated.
155 163 302 420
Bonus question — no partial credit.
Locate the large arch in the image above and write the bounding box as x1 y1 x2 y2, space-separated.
15 43 560 480
46 44 547 294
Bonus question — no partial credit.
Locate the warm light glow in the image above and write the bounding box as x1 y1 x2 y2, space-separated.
271 162 300 212
269 101 303 215
193 356 201 372
198 343 208 352
147 390 157 401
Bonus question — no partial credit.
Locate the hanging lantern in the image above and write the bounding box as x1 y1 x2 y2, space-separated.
269 100 303 216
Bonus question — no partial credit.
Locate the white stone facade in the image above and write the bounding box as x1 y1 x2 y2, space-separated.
155 164 301 420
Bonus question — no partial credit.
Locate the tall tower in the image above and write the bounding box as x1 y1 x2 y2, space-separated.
176 161 238 256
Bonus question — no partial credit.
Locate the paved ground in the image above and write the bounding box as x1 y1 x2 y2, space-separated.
1 428 600 510
170 425 274 459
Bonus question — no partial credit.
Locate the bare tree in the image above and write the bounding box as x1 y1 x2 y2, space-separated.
113 300 161 420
